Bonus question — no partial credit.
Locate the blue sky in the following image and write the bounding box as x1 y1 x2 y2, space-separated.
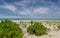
0 0 60 19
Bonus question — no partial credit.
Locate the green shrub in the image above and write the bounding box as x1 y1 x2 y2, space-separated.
27 22 47 36
0 19 23 38
30 21 34 25
58 25 60 29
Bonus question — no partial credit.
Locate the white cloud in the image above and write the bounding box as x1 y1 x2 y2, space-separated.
0 0 17 12
13 0 34 7
0 4 17 12
16 8 32 15
0 15 20 18
33 7 49 14
5 4 16 11
15 7 50 16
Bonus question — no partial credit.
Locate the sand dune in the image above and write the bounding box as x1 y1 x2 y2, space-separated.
17 21 60 38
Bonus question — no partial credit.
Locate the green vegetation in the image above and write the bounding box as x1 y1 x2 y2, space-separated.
0 19 23 38
30 21 34 25
27 21 47 36
58 25 60 29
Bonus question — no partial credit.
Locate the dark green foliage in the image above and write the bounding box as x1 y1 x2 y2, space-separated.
0 19 23 38
30 21 34 25
58 25 60 29
27 22 47 36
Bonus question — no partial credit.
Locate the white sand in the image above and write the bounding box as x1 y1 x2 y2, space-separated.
17 21 60 38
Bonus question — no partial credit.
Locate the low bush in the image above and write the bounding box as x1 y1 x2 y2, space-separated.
58 25 60 29
27 21 47 36
0 19 23 38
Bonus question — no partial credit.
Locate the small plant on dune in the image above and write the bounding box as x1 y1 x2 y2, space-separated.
30 21 34 25
27 21 47 36
0 19 23 38
58 25 60 29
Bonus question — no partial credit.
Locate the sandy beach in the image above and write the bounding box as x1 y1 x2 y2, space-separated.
17 21 60 38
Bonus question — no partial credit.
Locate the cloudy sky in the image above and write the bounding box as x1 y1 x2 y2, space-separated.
0 0 60 19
